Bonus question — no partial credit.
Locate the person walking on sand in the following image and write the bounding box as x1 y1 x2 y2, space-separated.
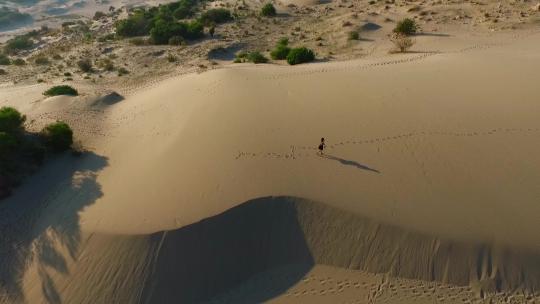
318 137 326 156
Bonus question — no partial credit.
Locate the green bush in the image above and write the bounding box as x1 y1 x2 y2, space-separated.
43 85 79 97
247 51 268 64
348 31 359 40
270 38 290 60
77 59 93 72
115 10 152 37
167 54 177 62
199 8 232 25
4 35 33 54
93 11 106 20
270 45 290 59
168 35 185 45
0 54 10 65
12 58 25 65
261 3 276 17
286 47 315 65
117 67 129 76
277 37 288 46
41 121 73 152
0 107 26 133
393 18 417 35
172 0 197 19
185 20 204 39
151 19 203 44
151 19 187 44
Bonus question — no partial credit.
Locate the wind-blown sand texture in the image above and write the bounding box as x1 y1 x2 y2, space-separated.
1 30 540 303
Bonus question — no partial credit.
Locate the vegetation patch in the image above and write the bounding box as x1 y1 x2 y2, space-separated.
4 35 34 54
348 31 359 40
0 54 10 65
235 51 268 63
199 8 232 25
261 3 277 17
247 51 268 63
41 121 73 152
77 59 93 72
393 18 418 35
12 58 25 66
390 33 415 52
286 47 315 65
270 38 291 60
43 85 79 97
0 107 75 199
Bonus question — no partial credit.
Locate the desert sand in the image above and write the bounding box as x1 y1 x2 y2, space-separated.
1 23 540 304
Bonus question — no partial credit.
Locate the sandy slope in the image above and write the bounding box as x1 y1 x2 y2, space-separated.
1 31 540 303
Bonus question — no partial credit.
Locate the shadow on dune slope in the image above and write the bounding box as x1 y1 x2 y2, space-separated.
142 196 540 303
0 152 108 304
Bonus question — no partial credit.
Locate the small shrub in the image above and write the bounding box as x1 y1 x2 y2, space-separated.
261 3 276 17
173 0 197 19
52 54 62 60
0 54 10 65
115 11 151 37
43 85 78 97
186 20 204 39
64 72 72 76
150 19 203 44
393 18 418 35
34 56 49 65
77 59 93 72
0 69 6 75
270 45 290 60
12 58 25 65
199 8 232 25
234 51 248 62
99 58 114 71
167 54 177 62
277 37 288 46
247 51 268 63
41 121 73 152
168 35 185 45
4 35 33 54
93 11 106 20
348 31 359 40
390 33 415 52
270 38 290 60
117 67 129 76
286 47 315 65
0 107 26 133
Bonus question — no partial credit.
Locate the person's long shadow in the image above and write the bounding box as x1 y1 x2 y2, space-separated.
322 154 380 173
0 152 108 304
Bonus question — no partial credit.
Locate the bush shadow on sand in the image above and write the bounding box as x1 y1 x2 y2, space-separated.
0 152 108 304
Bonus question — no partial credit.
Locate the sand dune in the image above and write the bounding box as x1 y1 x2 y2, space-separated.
145 196 540 302
1 31 540 303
